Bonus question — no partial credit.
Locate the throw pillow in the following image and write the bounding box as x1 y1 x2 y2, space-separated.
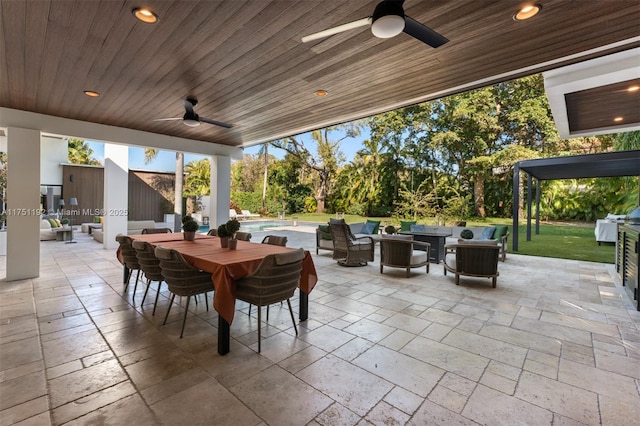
365 219 381 234
493 225 508 239
48 218 58 228
54 219 62 227
360 222 376 234
400 220 416 232
480 227 496 240
410 224 426 233
318 224 331 240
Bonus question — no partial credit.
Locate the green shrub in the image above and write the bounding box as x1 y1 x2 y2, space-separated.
460 229 474 239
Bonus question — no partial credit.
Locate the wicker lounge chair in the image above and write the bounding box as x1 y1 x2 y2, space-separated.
329 222 374 266
379 235 430 277
443 242 500 287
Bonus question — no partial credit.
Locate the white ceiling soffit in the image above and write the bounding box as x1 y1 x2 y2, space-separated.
544 47 640 139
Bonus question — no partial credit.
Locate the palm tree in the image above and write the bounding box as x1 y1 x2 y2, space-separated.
68 138 101 165
184 159 211 196
145 148 184 231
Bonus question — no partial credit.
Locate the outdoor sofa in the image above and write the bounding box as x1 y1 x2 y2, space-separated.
93 220 157 243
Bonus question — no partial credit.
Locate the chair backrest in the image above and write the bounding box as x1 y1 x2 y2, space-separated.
235 231 252 241
115 234 140 269
141 227 172 234
261 235 288 246
235 248 304 306
329 222 355 250
132 240 163 281
380 235 413 266
455 244 500 275
154 246 213 295
207 228 217 236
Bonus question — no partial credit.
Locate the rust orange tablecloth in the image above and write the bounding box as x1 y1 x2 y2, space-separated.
130 237 318 324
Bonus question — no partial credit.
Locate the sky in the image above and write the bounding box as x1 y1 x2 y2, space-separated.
86 126 370 171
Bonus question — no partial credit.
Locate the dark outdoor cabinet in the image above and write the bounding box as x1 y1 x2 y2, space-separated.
617 224 639 311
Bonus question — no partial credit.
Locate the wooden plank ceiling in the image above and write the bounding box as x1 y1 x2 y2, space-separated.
1 0 639 148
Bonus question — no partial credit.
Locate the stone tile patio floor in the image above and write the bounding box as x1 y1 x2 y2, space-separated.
0 226 639 425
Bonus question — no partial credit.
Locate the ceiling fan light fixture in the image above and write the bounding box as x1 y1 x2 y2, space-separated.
183 111 200 127
513 4 541 21
132 7 159 24
371 1 405 38
183 118 200 127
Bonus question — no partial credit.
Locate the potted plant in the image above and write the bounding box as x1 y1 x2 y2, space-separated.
384 225 396 235
217 223 231 247
60 218 71 228
182 219 199 241
225 219 241 250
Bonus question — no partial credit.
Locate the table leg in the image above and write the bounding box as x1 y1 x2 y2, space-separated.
218 316 230 355
299 291 308 321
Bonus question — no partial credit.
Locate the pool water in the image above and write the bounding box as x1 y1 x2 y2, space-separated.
199 221 286 233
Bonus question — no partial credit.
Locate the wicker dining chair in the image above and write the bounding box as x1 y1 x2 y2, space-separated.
115 234 141 295
132 240 164 315
235 248 305 353
141 227 173 234
260 235 288 246
329 222 374 266
235 231 252 241
154 246 214 338
379 235 430 277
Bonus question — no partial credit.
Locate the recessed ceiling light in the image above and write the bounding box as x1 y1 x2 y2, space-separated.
315 90 328 97
132 7 159 24
513 4 541 21
83 90 100 97
628 85 639 93
614 117 624 122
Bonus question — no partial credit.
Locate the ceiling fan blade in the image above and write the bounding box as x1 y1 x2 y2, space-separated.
153 117 182 121
200 117 233 129
301 17 372 43
184 98 195 114
403 16 448 48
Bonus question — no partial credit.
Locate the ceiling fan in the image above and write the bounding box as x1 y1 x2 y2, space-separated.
154 97 233 129
301 0 448 48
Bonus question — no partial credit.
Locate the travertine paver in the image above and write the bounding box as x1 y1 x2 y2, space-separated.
0 229 638 425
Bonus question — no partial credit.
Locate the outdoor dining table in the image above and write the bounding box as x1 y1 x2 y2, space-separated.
126 233 318 355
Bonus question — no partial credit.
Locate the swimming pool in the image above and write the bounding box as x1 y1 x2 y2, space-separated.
198 220 287 233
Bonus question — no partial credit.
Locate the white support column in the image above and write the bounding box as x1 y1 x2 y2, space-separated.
6 127 41 281
209 155 231 228
103 144 128 250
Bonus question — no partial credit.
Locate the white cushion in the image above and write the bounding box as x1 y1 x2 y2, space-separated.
410 251 428 264
457 238 497 245
40 220 52 230
445 253 456 269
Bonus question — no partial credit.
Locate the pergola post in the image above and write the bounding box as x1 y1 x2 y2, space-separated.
526 174 532 241
535 180 541 235
512 163 520 252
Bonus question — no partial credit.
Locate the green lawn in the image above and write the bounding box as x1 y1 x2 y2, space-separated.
290 213 615 264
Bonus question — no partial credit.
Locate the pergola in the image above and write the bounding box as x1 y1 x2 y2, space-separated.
512 149 640 251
